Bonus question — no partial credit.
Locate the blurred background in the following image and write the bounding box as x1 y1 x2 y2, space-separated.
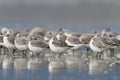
0 0 119 32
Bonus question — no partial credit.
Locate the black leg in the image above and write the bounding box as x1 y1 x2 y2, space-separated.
36 53 40 58
73 50 75 56
59 53 62 58
3 47 5 54
15 50 20 57
98 52 101 59
3 47 7 55
96 52 99 59
12 49 16 57
22 51 25 58
110 49 114 57
86 48 91 58
96 52 102 59
87 48 90 52
23 50 27 58
100 52 103 60
0 46 2 55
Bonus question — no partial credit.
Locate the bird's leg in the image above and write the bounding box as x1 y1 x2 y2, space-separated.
87 48 90 52
59 52 62 58
86 48 93 58
3 47 8 55
22 50 25 58
96 52 102 60
96 52 99 59
86 48 90 58
40 52 45 59
3 47 5 55
36 53 40 58
23 50 27 58
0 46 2 55
99 53 101 60
12 49 16 58
15 50 20 57
110 49 114 57
72 49 75 56
100 52 104 60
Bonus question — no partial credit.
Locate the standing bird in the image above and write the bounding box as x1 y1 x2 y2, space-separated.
49 28 72 58
89 33 107 59
101 37 120 57
65 33 82 56
28 37 49 58
79 33 94 52
28 26 46 40
44 31 54 42
3 33 16 57
101 28 117 37
14 34 28 58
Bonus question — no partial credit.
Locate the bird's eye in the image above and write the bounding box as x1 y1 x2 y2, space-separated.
4 31 7 34
0 33 3 35
6 34 9 37
109 35 112 37
103 34 106 36
93 38 95 40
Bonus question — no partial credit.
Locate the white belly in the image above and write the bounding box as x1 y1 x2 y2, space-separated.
15 40 28 50
65 39 82 50
28 42 43 53
3 37 15 49
89 39 104 52
49 39 68 53
0 42 4 46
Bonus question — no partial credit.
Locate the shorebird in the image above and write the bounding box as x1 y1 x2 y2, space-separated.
99 28 120 57
44 31 54 42
1 27 9 35
49 36 72 57
0 34 4 46
65 34 82 56
3 33 16 57
63 29 74 37
89 33 107 59
56 32 66 41
101 28 117 37
1 27 14 36
0 32 5 53
14 34 28 58
28 26 46 40
101 36 120 57
20 28 30 37
28 37 49 58
49 28 72 58
79 33 94 52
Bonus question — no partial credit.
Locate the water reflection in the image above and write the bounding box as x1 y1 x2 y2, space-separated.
14 59 27 70
65 56 80 68
27 58 43 70
0 51 119 80
2 57 13 70
48 58 66 73
78 60 88 71
88 59 110 75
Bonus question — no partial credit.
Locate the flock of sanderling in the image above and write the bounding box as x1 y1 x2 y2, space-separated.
0 26 120 74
